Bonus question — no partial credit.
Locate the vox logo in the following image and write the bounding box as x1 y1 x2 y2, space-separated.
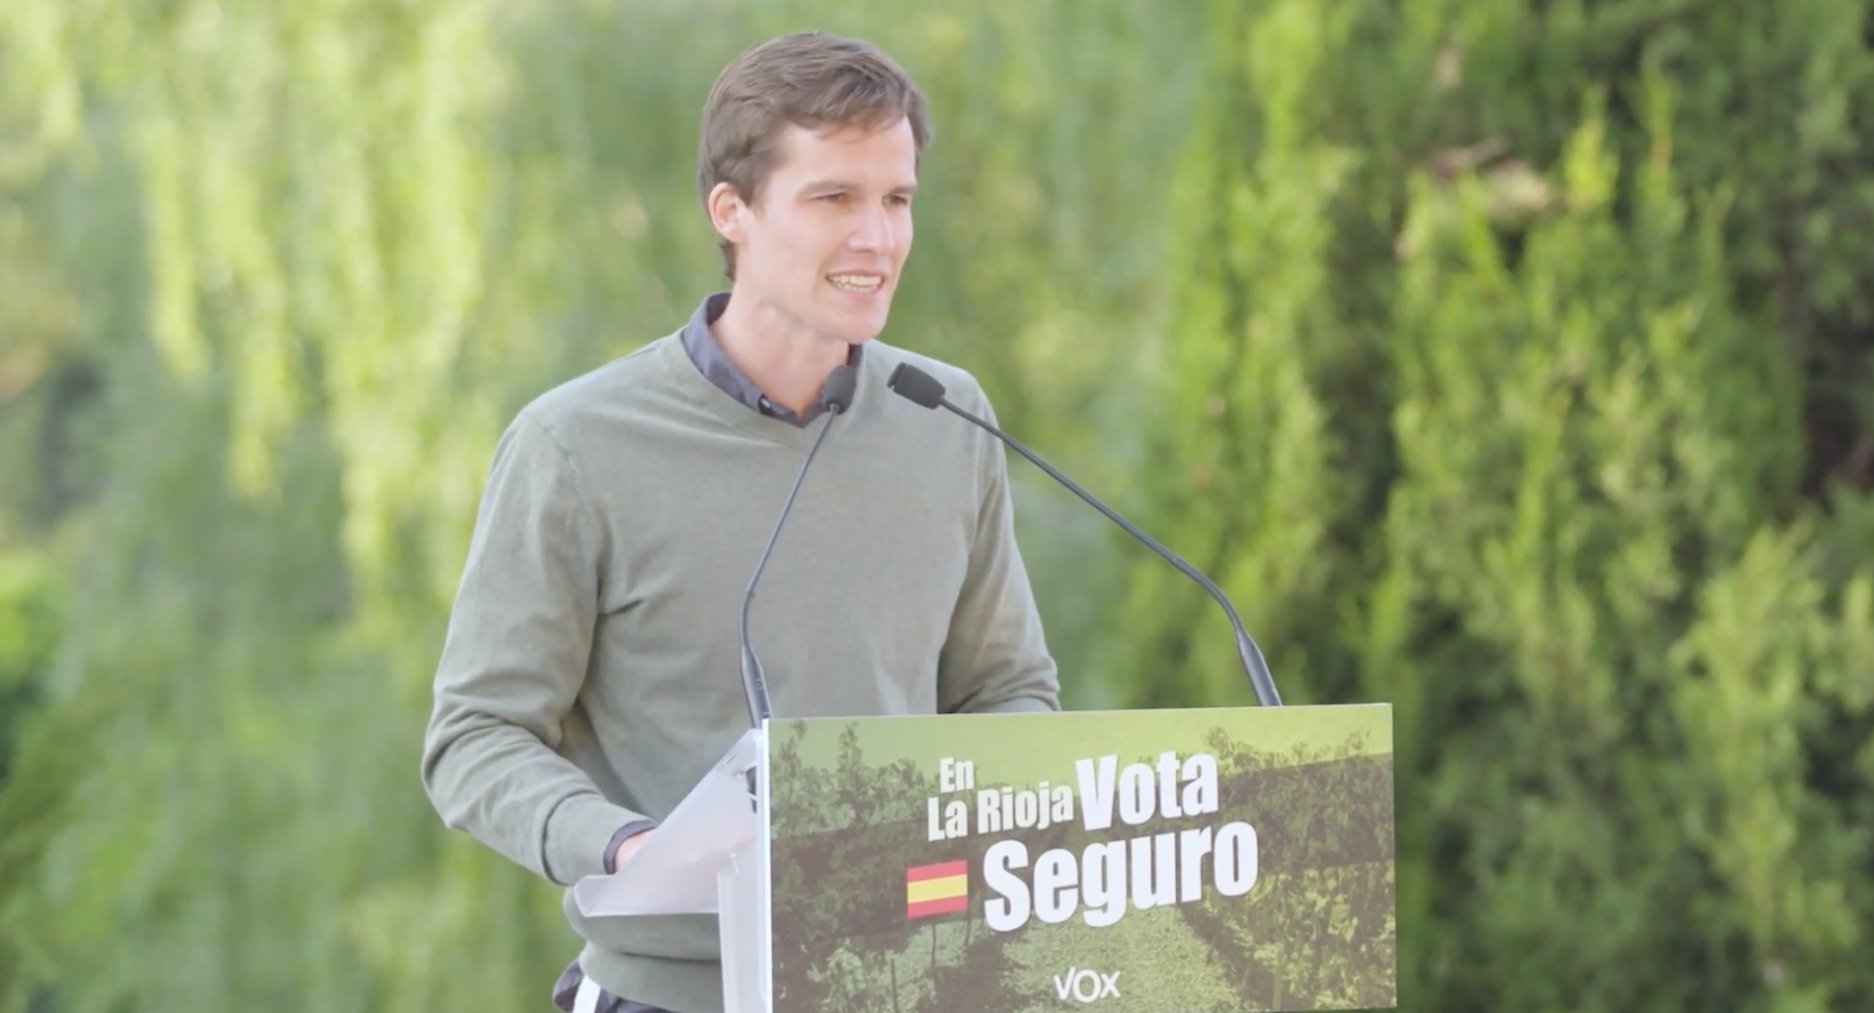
1052 967 1122 1003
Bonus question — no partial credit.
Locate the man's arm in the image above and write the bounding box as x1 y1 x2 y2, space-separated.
936 391 1061 715
421 411 645 886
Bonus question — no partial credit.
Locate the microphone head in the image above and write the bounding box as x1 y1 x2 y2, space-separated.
820 363 859 414
887 363 946 409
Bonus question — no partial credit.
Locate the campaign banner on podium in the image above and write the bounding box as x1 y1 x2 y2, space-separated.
766 705 1395 1012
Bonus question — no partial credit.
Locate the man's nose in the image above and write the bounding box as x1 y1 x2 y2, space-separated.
848 203 897 254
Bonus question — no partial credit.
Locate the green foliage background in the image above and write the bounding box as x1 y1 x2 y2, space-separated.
1 0 1870 1010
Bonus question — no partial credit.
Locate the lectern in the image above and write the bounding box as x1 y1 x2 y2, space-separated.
575 705 1395 1012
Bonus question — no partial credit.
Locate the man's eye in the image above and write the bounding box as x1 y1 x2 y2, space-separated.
819 193 848 204
886 195 912 208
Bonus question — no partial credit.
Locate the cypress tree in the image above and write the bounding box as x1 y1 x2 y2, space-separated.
1131 0 1874 1007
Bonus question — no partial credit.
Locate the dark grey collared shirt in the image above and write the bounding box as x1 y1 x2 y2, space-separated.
680 291 863 427
556 291 865 1013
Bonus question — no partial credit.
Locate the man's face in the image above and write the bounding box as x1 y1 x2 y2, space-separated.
717 118 918 346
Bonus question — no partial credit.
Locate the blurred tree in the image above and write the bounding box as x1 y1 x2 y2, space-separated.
1127 0 1874 1009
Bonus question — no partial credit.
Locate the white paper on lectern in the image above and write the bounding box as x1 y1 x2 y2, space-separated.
571 730 764 917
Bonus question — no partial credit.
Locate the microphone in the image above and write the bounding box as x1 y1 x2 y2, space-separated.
886 362 1283 707
739 363 859 727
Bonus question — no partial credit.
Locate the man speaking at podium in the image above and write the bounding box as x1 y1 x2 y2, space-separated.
421 31 1060 1013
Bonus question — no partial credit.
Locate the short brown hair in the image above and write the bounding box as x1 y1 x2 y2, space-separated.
698 32 933 278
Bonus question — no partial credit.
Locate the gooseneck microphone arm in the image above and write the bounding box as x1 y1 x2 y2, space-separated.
886 362 1282 707
739 363 859 727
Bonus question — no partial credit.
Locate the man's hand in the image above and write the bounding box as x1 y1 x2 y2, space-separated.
611 828 653 870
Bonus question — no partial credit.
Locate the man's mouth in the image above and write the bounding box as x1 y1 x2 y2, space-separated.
828 273 884 293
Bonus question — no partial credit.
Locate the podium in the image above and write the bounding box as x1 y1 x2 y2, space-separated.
571 729 775 1011
573 705 1395 1012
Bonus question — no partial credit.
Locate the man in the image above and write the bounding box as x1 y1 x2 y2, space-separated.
421 31 1059 1013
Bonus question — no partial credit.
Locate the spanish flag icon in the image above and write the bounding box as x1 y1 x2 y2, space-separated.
905 860 968 919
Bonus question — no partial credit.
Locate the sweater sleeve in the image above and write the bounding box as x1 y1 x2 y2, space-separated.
936 393 1062 715
421 410 644 886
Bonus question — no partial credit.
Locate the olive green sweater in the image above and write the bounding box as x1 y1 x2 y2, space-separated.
421 332 1059 1012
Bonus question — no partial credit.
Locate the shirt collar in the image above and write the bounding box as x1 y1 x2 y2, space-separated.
679 292 864 426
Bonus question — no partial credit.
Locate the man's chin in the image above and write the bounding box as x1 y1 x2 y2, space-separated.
829 313 890 345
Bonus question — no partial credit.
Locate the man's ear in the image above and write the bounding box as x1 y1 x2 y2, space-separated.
707 182 749 245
